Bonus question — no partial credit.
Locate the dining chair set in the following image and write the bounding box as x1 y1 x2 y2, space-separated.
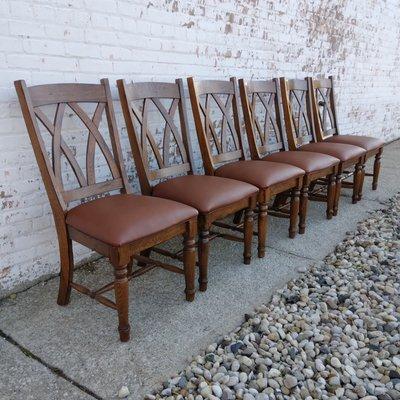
14 75 384 342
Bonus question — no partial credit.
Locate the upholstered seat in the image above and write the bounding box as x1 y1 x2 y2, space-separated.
66 194 198 247
299 142 365 162
153 175 258 213
324 135 384 152
262 151 339 173
215 160 304 189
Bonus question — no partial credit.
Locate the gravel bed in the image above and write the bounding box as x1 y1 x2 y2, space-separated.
146 194 400 400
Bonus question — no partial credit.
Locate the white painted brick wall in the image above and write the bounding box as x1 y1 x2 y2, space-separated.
1 0 400 297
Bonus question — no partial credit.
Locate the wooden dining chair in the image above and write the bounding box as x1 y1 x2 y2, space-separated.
309 76 384 196
280 77 366 215
14 79 198 342
187 77 305 258
117 79 257 293
239 78 339 234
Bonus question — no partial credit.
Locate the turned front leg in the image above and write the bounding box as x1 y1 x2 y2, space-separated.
326 173 336 219
198 226 210 292
289 186 300 239
333 171 342 216
114 265 130 342
372 149 382 190
243 208 254 264
184 220 197 300
257 202 268 258
352 162 363 204
299 183 309 234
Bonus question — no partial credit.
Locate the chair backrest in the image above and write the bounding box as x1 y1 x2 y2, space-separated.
280 77 316 150
14 79 130 214
308 76 339 141
117 79 194 195
239 78 287 160
187 77 245 175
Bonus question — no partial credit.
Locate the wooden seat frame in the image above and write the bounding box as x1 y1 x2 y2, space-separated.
309 76 383 196
280 77 365 213
187 77 303 258
117 78 256 292
239 78 338 233
14 79 197 342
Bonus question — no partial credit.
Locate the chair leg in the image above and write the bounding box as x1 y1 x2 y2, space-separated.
352 163 363 204
357 163 366 201
198 224 210 292
243 208 253 265
183 220 197 301
333 171 342 216
299 183 309 234
114 264 130 342
289 186 300 239
57 236 74 306
372 149 382 190
326 173 336 220
257 202 268 258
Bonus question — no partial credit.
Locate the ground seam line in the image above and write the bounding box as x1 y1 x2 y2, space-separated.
266 246 319 262
0 329 105 400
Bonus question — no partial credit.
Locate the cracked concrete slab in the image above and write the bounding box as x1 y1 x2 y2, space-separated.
0 140 398 399
0 337 93 400
0 246 310 399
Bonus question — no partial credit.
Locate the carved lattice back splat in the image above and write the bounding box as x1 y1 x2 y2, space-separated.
118 79 194 195
308 76 339 142
239 78 287 159
187 77 245 175
14 79 130 211
280 77 316 150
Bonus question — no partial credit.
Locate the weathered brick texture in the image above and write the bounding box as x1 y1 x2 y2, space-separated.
1 0 399 297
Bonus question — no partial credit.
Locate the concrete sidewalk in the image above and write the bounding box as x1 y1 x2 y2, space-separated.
1 140 399 400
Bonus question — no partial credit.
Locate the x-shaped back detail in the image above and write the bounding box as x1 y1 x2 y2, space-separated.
250 92 281 148
130 97 188 170
289 90 312 145
34 102 120 193
199 93 240 155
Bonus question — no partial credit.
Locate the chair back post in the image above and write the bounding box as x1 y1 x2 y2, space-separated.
279 77 298 150
117 79 152 195
305 77 317 142
274 78 289 151
328 75 340 135
101 78 131 194
176 78 195 173
230 76 246 156
238 78 261 160
187 77 218 175
308 76 325 143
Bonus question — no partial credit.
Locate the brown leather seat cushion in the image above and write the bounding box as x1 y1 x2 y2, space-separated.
215 160 304 189
153 175 258 213
324 134 384 151
299 142 365 162
66 194 198 247
262 151 339 173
